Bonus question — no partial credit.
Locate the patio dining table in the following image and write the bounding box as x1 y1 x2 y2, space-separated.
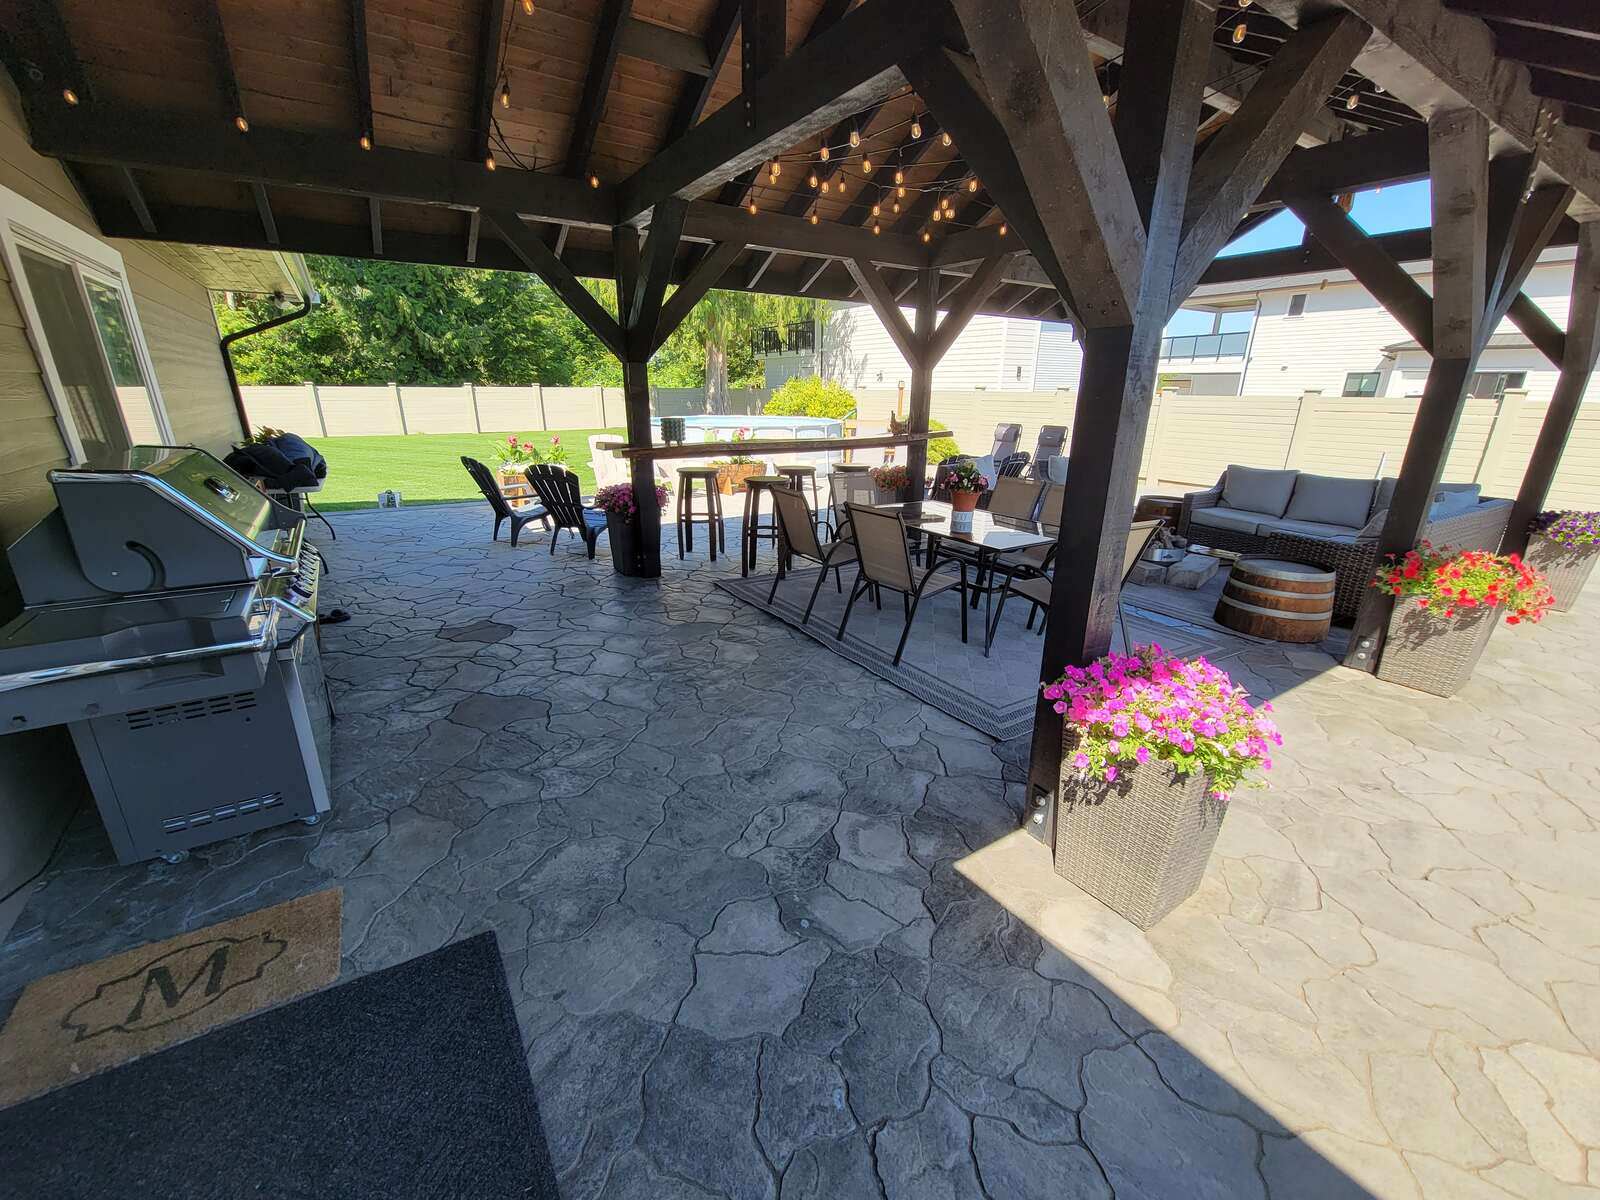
874 500 1056 633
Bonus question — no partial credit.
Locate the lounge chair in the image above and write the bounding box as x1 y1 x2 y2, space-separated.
523 464 607 558
990 422 1021 461
1031 425 1067 479
983 519 1163 656
460 456 549 547
840 503 969 666
767 485 859 623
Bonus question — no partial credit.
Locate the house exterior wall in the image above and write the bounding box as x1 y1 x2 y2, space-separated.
0 88 243 902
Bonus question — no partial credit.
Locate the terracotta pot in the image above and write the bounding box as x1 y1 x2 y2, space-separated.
716 463 766 495
1525 534 1597 612
1054 727 1227 929
949 489 981 513
1376 601 1500 697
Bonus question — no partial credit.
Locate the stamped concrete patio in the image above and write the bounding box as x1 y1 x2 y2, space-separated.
2 501 1597 1200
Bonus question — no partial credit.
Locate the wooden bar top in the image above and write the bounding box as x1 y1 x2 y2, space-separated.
594 431 937 461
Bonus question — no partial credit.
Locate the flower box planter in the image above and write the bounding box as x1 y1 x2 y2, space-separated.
498 466 526 490
1525 534 1597 612
606 511 642 577
1376 603 1499 697
1055 729 1227 929
716 463 766 495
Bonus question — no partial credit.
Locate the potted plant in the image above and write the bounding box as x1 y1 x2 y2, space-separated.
711 428 765 494
1524 510 1599 612
1372 544 1555 697
492 434 564 489
1043 644 1281 928
592 481 670 577
870 463 912 503
943 460 989 513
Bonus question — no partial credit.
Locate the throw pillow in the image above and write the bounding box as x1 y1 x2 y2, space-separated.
1221 465 1299 517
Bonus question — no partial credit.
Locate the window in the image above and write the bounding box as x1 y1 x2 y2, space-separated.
0 186 170 464
1343 371 1382 397
1468 371 1526 400
1286 293 1308 318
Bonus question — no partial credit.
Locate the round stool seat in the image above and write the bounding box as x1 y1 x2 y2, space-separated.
677 465 720 475
1214 558 1334 643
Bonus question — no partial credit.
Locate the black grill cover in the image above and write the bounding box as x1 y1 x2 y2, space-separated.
225 433 326 492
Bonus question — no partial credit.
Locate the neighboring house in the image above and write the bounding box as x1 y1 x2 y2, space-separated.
0 87 311 917
763 246 1592 411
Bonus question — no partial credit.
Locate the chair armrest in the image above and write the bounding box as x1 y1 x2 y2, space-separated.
1177 485 1224 536
1421 498 1511 553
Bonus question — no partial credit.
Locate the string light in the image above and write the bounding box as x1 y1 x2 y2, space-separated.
968 178 978 193
769 161 781 178
1346 92 1359 110
821 179 831 194
922 231 932 243
589 174 600 188
862 158 873 174
941 131 952 147
999 223 1008 236
892 201 901 214
897 185 906 198
871 203 881 216
894 168 905 185
837 179 847 196
359 133 372 150
62 87 78 105
873 223 881 235
1238 0 1251 6
235 115 250 133
809 212 819 225
1232 21 1246 43
499 81 511 108
849 129 861 148
809 172 819 188
932 208 942 222
748 201 758 215
910 117 922 139
820 144 830 162
521 0 534 12
485 152 497 170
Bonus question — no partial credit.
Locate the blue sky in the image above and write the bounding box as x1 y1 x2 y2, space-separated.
1166 180 1432 335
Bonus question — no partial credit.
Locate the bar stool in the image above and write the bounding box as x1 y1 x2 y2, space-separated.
740 474 787 576
676 466 725 560
776 465 821 522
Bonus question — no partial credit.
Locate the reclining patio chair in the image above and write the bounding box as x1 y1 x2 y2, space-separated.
767 485 859 623
983 519 1162 657
1030 425 1067 479
840 503 969 666
523 464 607 558
461 456 549 547
990 422 1021 461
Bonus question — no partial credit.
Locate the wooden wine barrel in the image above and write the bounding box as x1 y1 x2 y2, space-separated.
1214 558 1335 643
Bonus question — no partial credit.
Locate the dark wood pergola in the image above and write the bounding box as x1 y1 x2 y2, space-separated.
5 0 1599 846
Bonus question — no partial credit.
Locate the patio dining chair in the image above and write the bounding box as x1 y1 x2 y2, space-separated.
839 503 970 666
460 456 549 547
982 519 1163 657
767 485 859 623
929 475 1046 593
524 463 607 558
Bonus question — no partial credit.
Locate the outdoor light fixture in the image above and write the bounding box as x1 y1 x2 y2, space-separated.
897 185 906 198
968 178 978 193
359 133 372 150
932 208 942 222
837 180 847 196
769 161 781 178
999 223 1008 236
892 200 901 214
749 201 758 215
522 0 534 12
809 172 819 188
485 153 497 170
849 129 861 148
499 81 510 108
820 144 830 161
910 118 922 139
922 231 932 243
809 212 819 225
871 203 881 216
1233 21 1246 43
941 131 952 147
873 223 882 235
589 174 600 188
862 158 873 173
821 179 830 194
894 168 905 185
62 88 78 105
235 115 250 133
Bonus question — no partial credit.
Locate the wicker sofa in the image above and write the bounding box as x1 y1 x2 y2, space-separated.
1178 465 1513 621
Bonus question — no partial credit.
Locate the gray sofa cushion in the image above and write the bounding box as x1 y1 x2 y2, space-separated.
1372 476 1398 513
1263 516 1365 539
1356 508 1389 538
1284 474 1377 528
1190 506 1265 535
1429 483 1482 522
1221 465 1299 518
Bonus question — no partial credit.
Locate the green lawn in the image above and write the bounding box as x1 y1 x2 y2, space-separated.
305 429 621 510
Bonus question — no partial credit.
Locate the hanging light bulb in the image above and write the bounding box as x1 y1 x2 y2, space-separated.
1346 92 1359 110
892 200 901 214
1232 21 1246 43
235 115 250 133
873 223 882 236
809 171 819 188
1103 93 1112 107
820 143 830 162
359 132 372 150
941 131 952 147
769 160 781 178
821 179 830 194
894 168 905 185
968 178 979 193
862 158 873 174
521 0 534 13
911 117 922 139
809 212 819 225
589 174 600 188
922 230 932 244
932 208 942 222
485 152 497 170
897 184 906 198
1238 0 1252 7
998 223 1008 236
849 128 861 148
837 179 847 196
871 203 881 217
500 81 511 108
748 201 758 215
62 87 79 106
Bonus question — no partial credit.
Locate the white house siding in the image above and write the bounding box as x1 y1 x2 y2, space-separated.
1033 321 1081 389
827 304 1058 392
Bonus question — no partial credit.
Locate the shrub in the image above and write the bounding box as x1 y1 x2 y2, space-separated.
927 419 961 463
765 376 856 420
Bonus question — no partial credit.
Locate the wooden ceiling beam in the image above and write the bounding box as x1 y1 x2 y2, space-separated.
28 108 614 227
618 17 713 75
250 181 278 246
1483 23 1600 81
682 200 927 267
1444 1 1600 38
486 210 625 357
666 0 741 142
350 0 374 148
567 0 635 180
466 209 481 264
117 167 155 235
473 0 512 164
654 239 745 353
1527 68 1600 108
369 196 383 256
200 0 248 132
618 0 949 222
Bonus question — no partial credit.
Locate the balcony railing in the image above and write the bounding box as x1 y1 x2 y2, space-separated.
1160 330 1250 360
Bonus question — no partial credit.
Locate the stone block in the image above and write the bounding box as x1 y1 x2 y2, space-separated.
1167 553 1219 590
1127 562 1168 587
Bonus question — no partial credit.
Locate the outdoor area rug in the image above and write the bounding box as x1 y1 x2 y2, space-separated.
0 931 559 1200
1124 567 1352 657
0 887 341 1109
720 567 1238 740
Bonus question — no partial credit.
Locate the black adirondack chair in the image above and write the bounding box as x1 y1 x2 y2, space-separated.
461 456 549 546
524 464 609 558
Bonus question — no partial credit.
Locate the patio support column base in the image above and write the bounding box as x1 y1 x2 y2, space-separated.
621 359 662 577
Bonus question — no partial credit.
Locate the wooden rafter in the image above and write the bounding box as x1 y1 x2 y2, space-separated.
485 210 624 358
368 196 383 256
350 0 374 147
655 240 744 353
618 17 713 75
117 167 155 235
200 0 247 131
1287 192 1435 350
667 0 741 142
473 0 512 165
567 0 635 180
250 182 278 246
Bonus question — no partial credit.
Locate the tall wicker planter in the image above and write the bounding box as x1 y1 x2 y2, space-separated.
1055 730 1228 929
1376 602 1499 697
1525 535 1597 612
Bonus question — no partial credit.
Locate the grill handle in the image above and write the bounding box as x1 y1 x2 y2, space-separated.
0 616 279 696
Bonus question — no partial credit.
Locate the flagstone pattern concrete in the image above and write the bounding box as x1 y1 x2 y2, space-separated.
2 501 1597 1200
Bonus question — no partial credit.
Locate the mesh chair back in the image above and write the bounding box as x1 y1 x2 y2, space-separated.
991 423 1021 460
1039 483 1066 531
461 457 514 520
1122 520 1164 583
771 486 824 562
997 451 1030 478
831 471 880 527
989 475 1046 521
1034 425 1067 462
847 503 916 592
525 464 587 530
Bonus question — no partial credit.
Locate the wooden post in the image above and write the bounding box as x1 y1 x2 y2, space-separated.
906 268 937 498
1504 220 1600 553
465 381 481 433
390 381 407 435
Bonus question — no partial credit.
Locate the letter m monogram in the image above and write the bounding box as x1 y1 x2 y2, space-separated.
126 944 231 1024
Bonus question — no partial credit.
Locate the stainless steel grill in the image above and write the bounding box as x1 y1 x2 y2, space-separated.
0 446 333 864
